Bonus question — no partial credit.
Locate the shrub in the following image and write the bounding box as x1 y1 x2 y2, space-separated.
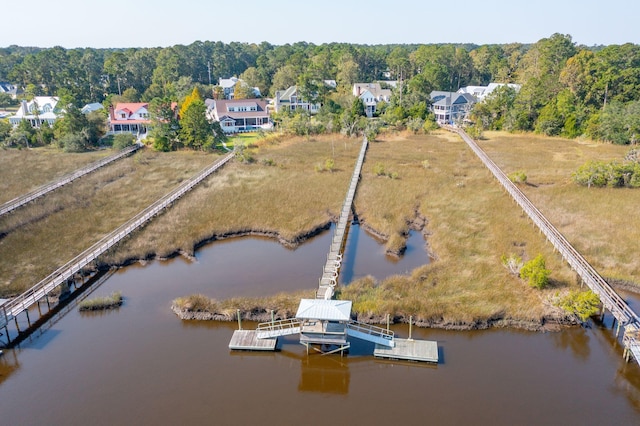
520 254 550 289
373 162 386 176
113 133 135 150
508 170 527 184
555 290 600 322
59 133 87 152
501 253 523 275
324 158 335 172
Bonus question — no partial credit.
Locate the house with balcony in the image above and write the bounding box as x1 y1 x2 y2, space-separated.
272 86 320 114
108 102 150 134
206 98 272 134
352 83 392 117
9 96 62 128
430 91 477 124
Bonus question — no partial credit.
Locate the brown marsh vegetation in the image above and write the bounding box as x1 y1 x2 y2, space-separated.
0 149 215 296
0 146 109 203
479 132 640 287
1 131 637 327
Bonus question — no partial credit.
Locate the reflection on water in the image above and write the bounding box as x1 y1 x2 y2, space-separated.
552 326 591 361
299 354 350 394
340 224 428 284
0 228 639 424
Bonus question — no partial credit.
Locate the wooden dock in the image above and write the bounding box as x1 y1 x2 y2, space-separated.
229 330 277 351
374 338 438 363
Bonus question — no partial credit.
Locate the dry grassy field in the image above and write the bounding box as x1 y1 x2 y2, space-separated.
1 131 636 327
0 149 215 296
0 147 109 203
479 132 639 285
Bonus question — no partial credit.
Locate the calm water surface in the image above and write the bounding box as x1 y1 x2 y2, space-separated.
0 227 639 425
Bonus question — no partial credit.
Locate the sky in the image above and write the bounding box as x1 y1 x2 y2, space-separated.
1 0 638 48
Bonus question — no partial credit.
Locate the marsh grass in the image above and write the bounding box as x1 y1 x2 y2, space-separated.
78 291 122 311
104 135 359 263
479 132 640 284
173 290 313 319
3 131 635 325
0 149 215 296
0 147 110 203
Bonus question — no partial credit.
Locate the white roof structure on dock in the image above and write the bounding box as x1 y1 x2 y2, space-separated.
296 299 352 321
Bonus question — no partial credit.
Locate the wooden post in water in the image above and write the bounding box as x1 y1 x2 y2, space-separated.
25 309 31 327
271 310 275 327
237 309 242 330
408 316 413 341
386 314 390 332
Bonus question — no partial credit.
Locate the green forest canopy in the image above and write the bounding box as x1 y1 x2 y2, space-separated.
1 33 640 145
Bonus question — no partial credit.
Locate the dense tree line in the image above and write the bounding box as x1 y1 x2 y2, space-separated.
1 34 639 148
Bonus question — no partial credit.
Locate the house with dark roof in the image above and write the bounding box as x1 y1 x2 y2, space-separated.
272 86 320 114
430 91 477 124
0 82 19 99
206 98 272 134
108 102 150 134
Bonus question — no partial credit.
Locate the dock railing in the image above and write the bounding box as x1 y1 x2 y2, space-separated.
0 152 235 325
256 318 302 338
0 143 142 217
317 136 369 300
347 320 394 341
446 126 640 361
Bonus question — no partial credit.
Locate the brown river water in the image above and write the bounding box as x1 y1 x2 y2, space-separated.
0 226 639 425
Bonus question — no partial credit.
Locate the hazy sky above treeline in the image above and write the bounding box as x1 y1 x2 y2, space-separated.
2 0 637 48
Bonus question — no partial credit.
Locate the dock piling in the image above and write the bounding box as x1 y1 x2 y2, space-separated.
408 316 413 341
237 309 242 330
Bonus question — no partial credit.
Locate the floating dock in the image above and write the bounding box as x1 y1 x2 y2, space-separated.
374 338 438 363
229 330 277 351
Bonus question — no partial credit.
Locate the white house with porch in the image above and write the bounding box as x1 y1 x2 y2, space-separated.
272 86 320 114
9 96 62 128
108 102 151 135
207 98 272 134
352 83 392 117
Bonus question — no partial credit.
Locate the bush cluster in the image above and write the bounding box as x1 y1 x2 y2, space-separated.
573 160 640 188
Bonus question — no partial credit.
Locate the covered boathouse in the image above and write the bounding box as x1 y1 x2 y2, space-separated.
296 299 352 355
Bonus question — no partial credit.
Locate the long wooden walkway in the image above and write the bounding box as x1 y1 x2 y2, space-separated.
0 143 142 217
446 126 640 363
316 137 369 300
0 152 234 331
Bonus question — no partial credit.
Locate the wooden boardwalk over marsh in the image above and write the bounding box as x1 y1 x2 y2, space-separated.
317 136 369 300
447 126 640 363
0 152 234 336
0 143 142 217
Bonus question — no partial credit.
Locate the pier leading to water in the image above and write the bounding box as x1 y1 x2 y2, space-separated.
0 152 235 345
230 137 438 362
446 126 640 364
0 143 143 218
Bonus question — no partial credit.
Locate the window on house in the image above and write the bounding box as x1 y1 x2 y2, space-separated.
121 113 126 118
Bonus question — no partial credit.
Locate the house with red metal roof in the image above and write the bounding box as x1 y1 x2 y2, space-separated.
108 102 150 135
